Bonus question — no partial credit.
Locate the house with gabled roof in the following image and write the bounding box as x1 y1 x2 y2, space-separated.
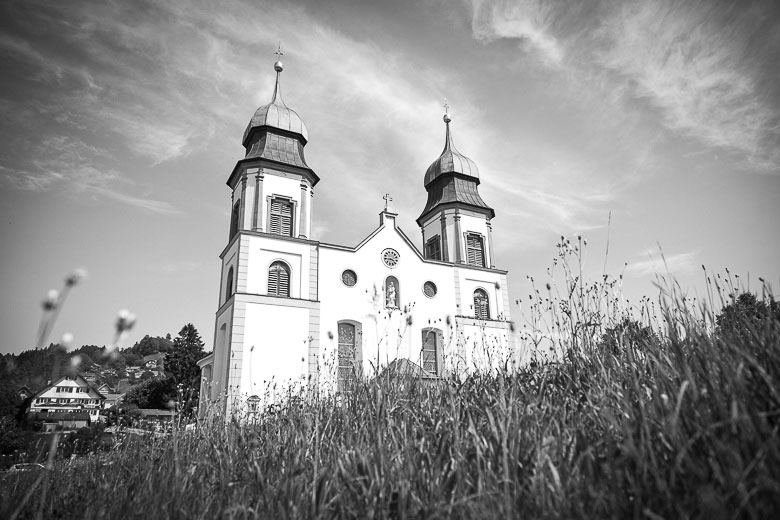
27 375 105 430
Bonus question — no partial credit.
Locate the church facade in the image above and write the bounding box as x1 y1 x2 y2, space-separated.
197 58 516 416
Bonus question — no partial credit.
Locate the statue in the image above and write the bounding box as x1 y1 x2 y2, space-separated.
386 280 397 308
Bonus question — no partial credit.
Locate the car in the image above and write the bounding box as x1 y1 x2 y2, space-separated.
10 463 45 472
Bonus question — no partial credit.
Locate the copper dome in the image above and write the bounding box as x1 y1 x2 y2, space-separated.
242 68 308 147
424 118 479 187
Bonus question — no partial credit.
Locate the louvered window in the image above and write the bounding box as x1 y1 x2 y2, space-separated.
466 234 485 267
474 289 490 320
229 201 240 239
269 198 293 236
338 322 357 393
267 261 290 297
225 267 234 301
421 328 439 374
425 235 442 260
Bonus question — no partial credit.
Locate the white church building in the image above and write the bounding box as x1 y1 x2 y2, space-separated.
197 57 516 415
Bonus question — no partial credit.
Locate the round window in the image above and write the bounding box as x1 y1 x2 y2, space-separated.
423 281 437 298
341 269 357 287
381 248 400 268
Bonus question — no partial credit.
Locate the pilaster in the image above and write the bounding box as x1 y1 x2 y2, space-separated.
453 209 463 263
253 170 264 231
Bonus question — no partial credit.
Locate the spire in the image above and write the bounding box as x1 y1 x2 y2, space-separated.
271 43 285 105
442 98 455 154
417 100 493 225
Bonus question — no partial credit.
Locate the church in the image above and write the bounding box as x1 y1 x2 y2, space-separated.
197 56 516 416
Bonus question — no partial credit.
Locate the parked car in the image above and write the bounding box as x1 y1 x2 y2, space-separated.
10 463 45 472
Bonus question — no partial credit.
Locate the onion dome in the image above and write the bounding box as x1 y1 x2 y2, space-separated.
418 112 493 224
241 60 310 169
423 113 479 187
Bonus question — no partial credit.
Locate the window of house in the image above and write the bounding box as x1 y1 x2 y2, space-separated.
385 276 400 308
425 235 442 260
229 200 240 239
225 266 234 301
466 233 486 267
267 261 290 297
474 288 490 320
269 198 293 236
421 328 441 375
338 322 358 392
423 281 437 298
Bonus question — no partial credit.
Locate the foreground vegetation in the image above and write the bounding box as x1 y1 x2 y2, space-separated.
2 246 778 518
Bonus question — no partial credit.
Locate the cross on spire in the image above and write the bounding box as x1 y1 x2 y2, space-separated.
383 193 393 211
274 43 284 59
443 97 450 115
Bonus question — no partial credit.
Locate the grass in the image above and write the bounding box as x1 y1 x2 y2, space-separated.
3 244 779 519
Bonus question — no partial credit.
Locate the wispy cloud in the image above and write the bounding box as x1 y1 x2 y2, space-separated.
596 0 780 172
464 0 780 172
469 0 565 67
0 136 179 215
627 250 698 277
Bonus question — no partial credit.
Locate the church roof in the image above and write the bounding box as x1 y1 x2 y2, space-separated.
418 174 494 221
423 114 480 187
242 60 309 148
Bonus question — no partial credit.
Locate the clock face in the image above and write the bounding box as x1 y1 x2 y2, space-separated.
381 248 400 268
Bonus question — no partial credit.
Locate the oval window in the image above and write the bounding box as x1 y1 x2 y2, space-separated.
423 281 437 298
341 269 357 287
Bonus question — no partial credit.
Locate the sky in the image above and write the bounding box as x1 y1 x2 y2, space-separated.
1 0 779 355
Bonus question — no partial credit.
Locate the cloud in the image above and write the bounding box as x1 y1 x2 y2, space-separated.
0 136 179 215
469 0 565 66
627 250 698 277
596 0 780 172
464 0 780 172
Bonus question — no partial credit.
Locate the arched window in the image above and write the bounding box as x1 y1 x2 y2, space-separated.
268 261 290 297
229 200 241 239
473 288 490 320
337 321 362 392
225 266 234 301
421 328 443 375
385 276 399 308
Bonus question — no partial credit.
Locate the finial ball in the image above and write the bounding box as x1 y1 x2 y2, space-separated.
443 113 451 124
274 61 284 72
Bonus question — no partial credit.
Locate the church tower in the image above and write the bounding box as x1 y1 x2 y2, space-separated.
417 109 496 269
203 53 322 414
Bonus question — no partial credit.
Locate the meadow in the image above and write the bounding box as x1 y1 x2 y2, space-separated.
2 243 778 519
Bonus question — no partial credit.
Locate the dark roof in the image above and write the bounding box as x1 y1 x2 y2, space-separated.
244 131 309 168
418 175 495 223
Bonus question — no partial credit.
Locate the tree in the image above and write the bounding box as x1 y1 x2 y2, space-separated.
716 292 780 336
599 318 659 355
166 324 206 411
126 335 174 357
122 377 177 410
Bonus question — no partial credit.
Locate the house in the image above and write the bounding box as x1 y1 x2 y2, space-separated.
27 375 105 428
198 57 516 417
142 353 165 370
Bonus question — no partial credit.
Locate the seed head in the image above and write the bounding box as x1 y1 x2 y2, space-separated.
115 309 137 333
65 268 88 287
42 290 59 311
